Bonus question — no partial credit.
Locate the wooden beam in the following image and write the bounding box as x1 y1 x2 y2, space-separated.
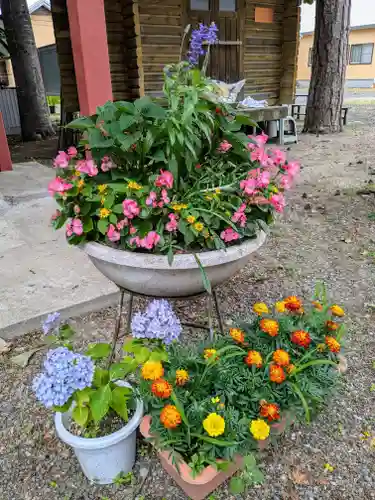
133 1 145 97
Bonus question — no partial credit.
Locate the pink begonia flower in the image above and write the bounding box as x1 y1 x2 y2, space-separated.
220 227 240 243
66 218 83 237
130 231 160 250
270 193 286 213
107 224 121 242
129 225 137 235
53 151 70 168
247 131 269 150
217 140 232 153
240 177 257 196
51 209 61 221
280 175 293 190
116 219 128 231
76 159 98 177
122 199 140 219
249 168 271 189
146 191 157 207
101 156 114 172
48 177 73 196
232 203 247 228
155 170 173 189
166 213 178 232
250 147 272 167
67 146 78 158
284 161 300 178
272 149 286 165
161 189 170 205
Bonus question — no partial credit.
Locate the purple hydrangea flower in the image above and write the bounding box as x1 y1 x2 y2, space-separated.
131 299 182 344
32 347 94 408
187 22 218 67
42 312 61 335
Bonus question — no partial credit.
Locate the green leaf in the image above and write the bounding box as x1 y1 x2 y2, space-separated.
153 150 166 163
97 101 117 122
135 220 153 237
229 477 245 495
83 218 94 233
251 469 265 484
134 347 151 364
93 367 109 387
98 219 109 235
72 405 89 427
86 343 111 359
168 158 179 184
167 246 174 266
110 386 131 422
109 361 137 381
293 359 338 375
107 183 128 193
54 213 67 230
149 350 169 362
191 434 238 447
243 454 256 469
117 132 142 151
109 214 118 224
193 254 211 294
235 113 258 128
171 392 189 426
59 324 75 340
76 388 91 405
104 192 115 209
90 384 112 423
120 113 137 130
289 382 310 423
115 101 135 114
112 203 124 214
66 117 95 130
88 128 114 149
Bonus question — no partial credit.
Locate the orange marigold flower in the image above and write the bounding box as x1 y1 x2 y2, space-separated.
286 363 296 374
259 318 279 337
230 328 245 344
326 320 339 331
175 369 189 386
312 300 323 311
141 360 164 381
291 330 311 348
204 348 218 360
253 302 269 315
269 364 286 384
325 336 341 353
273 349 290 367
151 379 173 399
284 296 303 312
245 350 263 368
160 405 182 429
260 402 280 422
330 304 345 317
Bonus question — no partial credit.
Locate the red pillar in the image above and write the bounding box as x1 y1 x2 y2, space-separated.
67 0 112 115
0 113 12 172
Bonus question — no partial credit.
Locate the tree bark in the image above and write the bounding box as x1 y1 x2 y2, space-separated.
1 0 54 140
303 0 351 134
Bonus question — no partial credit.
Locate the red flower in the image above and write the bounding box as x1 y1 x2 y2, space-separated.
291 330 311 348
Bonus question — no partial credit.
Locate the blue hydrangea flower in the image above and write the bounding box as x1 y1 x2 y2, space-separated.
42 312 61 335
33 347 94 408
187 22 218 66
131 299 182 344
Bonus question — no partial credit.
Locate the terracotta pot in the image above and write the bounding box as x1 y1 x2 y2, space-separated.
139 416 242 500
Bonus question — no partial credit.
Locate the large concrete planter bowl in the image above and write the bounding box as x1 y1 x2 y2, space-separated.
82 231 266 297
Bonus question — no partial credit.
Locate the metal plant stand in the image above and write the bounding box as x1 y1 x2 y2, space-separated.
108 287 224 364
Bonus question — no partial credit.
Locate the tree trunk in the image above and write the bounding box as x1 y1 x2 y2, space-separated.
303 0 351 134
1 0 54 140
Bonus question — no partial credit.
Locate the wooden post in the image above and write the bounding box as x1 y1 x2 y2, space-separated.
0 113 12 172
67 0 112 115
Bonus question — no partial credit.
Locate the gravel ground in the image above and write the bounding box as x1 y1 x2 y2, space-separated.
1 106 375 500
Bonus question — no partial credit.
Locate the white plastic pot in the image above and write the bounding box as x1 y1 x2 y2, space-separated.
54 382 143 484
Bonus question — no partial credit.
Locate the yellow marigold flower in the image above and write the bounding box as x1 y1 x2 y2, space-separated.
253 302 269 315
99 208 111 219
325 336 341 353
312 300 323 311
97 184 108 194
250 419 270 441
203 413 225 437
273 349 290 367
151 379 172 399
330 304 345 317
128 181 142 190
286 364 295 374
186 215 196 224
245 350 263 368
275 301 286 313
204 348 217 360
175 369 189 386
211 396 220 404
171 203 188 211
229 328 245 344
317 343 326 353
160 405 181 429
284 296 303 312
326 320 339 331
194 222 204 232
141 361 164 381
260 318 279 337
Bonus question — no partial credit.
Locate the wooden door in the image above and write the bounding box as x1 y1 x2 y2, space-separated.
186 0 243 83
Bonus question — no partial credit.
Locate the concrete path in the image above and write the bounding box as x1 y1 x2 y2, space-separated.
0 163 118 339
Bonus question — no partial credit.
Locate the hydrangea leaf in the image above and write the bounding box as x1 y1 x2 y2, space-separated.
90 384 112 423
72 405 89 427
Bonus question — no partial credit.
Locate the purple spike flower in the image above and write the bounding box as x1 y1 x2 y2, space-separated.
187 22 218 67
42 312 61 335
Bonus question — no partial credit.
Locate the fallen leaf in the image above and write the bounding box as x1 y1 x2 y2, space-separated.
11 347 43 367
0 338 11 354
291 468 311 485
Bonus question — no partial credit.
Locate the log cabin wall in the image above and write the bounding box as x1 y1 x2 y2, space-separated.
279 0 300 104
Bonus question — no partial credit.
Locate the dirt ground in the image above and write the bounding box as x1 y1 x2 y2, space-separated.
1 105 375 500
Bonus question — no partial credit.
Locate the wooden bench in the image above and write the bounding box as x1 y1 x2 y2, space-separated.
234 105 289 145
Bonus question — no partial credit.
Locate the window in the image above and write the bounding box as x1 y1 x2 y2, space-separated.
349 43 374 64
308 48 313 67
190 0 209 10
219 0 236 11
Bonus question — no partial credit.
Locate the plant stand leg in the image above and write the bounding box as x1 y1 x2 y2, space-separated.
107 288 125 367
125 291 134 336
213 289 224 335
207 293 214 342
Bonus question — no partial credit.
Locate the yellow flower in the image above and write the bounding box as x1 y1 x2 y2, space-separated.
205 195 213 201
186 215 196 224
74 170 81 177
253 302 269 315
141 361 164 381
194 222 204 232
175 369 189 386
215 188 221 194
203 413 225 437
128 181 142 190
330 304 345 317
324 463 334 473
204 348 217 360
171 203 188 211
218 403 225 409
97 184 107 194
250 419 270 441
317 343 326 352
270 186 279 193
101 197 106 206
77 179 85 190
211 396 220 404
99 208 111 219
275 301 286 313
